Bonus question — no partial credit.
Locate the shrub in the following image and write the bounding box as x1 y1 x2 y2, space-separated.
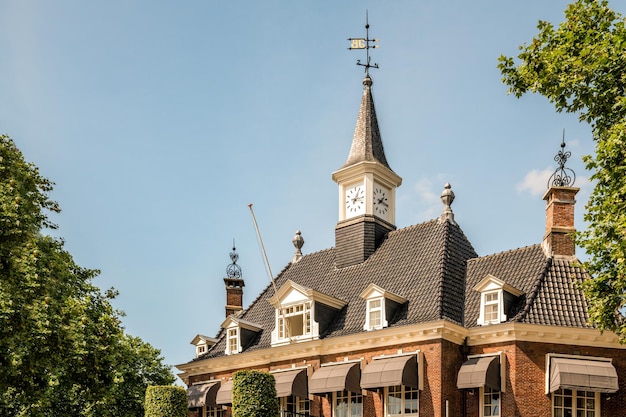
232 370 279 417
144 385 187 417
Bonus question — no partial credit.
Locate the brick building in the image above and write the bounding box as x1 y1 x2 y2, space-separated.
177 73 625 417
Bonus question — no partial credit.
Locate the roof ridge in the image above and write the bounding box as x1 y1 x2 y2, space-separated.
467 243 543 263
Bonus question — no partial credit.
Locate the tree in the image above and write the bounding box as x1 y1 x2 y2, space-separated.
232 370 279 417
144 386 187 417
0 134 175 416
498 0 626 340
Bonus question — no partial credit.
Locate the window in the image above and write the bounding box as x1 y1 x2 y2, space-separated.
334 390 363 417
278 302 312 339
483 292 500 324
481 387 500 417
205 406 225 417
227 328 238 354
280 395 309 417
196 344 207 356
360 284 407 331
552 389 598 417
385 385 419 417
367 298 383 330
474 275 523 326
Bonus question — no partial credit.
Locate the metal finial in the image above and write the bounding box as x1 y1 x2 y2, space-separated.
439 183 457 225
226 241 242 278
291 230 304 263
347 10 379 75
547 130 576 188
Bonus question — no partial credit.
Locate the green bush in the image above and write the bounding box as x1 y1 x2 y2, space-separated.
232 371 279 417
144 385 187 417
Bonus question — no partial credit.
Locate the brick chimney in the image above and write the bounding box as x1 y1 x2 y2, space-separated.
224 245 244 317
224 277 244 317
542 186 579 257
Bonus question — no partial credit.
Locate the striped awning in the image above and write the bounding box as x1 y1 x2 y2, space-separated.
215 380 233 405
274 368 308 398
457 356 500 391
187 380 221 408
361 355 418 390
549 357 618 394
309 362 361 394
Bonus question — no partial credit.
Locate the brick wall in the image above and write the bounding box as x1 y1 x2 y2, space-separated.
187 337 625 417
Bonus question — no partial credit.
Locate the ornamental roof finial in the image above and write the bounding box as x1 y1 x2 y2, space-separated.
291 230 304 263
226 240 242 278
439 183 457 225
547 130 576 188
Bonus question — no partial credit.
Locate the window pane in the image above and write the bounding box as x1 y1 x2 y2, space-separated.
387 386 402 415
404 387 419 414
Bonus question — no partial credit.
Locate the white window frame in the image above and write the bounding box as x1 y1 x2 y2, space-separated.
474 275 522 326
482 290 502 324
196 343 207 357
360 284 407 331
204 406 225 417
226 327 239 355
277 301 312 341
365 297 384 330
269 280 346 347
551 388 599 417
333 389 363 417
384 385 419 417
479 386 500 417
280 395 310 417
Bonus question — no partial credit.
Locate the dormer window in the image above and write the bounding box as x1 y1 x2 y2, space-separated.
190 335 218 358
220 317 262 355
278 302 312 339
269 280 346 346
227 328 239 354
360 284 407 331
474 275 523 326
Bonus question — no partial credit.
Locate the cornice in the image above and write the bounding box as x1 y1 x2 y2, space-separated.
177 321 624 381
466 322 623 349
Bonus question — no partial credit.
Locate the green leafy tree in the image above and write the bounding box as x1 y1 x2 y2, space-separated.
0 134 174 416
144 386 187 417
498 0 626 340
232 370 279 417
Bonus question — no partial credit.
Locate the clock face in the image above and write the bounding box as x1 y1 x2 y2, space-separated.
373 186 390 217
345 184 365 216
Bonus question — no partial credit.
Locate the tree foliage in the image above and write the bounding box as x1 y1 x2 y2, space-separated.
0 134 175 416
232 370 279 417
144 386 187 417
498 0 626 340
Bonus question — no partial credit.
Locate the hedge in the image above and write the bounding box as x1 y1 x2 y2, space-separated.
232 370 279 417
144 385 188 417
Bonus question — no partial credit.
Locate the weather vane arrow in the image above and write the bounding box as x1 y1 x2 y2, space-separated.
348 11 379 74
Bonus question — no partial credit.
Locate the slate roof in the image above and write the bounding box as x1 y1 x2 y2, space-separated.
196 218 477 360
464 244 591 329
192 220 594 363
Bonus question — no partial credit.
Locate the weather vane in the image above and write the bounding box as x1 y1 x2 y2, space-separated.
547 129 576 188
226 240 242 279
348 11 379 74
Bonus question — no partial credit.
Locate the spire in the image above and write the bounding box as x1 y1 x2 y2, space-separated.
342 75 391 169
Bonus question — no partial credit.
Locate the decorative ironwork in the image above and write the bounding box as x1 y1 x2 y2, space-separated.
226 241 242 278
348 11 379 74
548 130 576 188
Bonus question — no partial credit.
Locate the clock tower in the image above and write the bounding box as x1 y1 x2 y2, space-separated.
332 74 402 268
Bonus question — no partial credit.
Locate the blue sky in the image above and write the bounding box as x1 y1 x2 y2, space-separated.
2 1 622 381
